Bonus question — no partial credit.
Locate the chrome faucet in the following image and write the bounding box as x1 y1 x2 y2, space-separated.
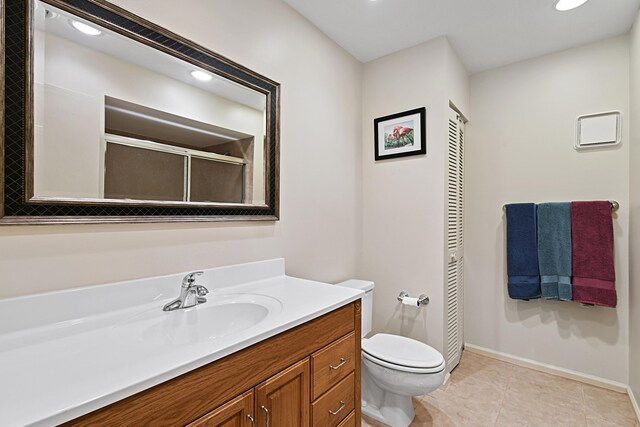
163 271 209 311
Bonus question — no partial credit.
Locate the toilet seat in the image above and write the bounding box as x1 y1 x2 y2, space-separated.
362 333 446 374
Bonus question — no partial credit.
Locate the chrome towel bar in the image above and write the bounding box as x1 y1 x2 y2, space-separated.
502 200 619 213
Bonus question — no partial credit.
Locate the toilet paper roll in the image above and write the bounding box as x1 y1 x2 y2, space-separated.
401 296 420 307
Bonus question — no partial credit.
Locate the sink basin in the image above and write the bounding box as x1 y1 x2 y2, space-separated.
118 293 282 346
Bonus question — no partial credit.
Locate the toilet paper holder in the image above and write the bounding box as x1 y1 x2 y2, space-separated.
397 291 429 306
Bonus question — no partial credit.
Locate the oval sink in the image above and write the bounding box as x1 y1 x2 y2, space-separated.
120 294 282 346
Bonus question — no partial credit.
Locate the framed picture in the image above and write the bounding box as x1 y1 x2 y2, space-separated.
374 107 426 160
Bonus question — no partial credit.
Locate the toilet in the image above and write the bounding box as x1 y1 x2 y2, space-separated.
337 280 446 427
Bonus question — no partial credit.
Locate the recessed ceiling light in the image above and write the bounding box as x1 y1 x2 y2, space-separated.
190 70 213 81
70 20 102 36
555 0 588 11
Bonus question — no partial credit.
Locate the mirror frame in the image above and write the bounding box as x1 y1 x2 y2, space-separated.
0 0 280 224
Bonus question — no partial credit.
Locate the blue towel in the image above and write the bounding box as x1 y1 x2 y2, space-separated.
506 203 541 300
537 203 572 301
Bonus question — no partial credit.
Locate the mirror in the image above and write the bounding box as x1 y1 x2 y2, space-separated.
0 0 280 224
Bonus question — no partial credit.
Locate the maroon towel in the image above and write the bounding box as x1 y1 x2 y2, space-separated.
571 201 616 307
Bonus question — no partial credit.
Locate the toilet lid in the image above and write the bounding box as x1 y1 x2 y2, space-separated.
362 333 445 369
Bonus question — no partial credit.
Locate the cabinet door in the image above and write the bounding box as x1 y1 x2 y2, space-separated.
256 359 310 427
187 390 255 427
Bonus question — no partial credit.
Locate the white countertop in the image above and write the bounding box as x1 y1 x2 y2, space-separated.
0 259 363 426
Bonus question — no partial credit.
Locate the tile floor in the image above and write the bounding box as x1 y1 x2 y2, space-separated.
362 351 639 427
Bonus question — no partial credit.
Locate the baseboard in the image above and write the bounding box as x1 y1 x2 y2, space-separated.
464 343 628 394
629 387 640 422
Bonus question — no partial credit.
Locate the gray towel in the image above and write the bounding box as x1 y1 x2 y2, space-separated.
537 203 572 300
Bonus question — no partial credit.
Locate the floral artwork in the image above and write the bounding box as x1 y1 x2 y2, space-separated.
374 107 426 160
384 121 415 149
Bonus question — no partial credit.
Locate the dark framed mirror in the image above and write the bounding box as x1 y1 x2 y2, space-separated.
1 0 280 224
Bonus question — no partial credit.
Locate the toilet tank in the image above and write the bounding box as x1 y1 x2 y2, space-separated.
335 279 374 336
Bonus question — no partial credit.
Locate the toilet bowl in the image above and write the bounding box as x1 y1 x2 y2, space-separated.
361 333 446 427
336 280 446 427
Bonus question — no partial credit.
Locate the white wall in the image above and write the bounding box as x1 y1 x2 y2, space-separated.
34 83 103 198
361 37 468 356
629 10 640 403
445 40 470 118
0 0 363 299
465 36 630 383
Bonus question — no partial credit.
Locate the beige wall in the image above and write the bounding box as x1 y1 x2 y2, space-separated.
0 0 363 299
465 36 630 383
629 10 640 403
361 37 468 356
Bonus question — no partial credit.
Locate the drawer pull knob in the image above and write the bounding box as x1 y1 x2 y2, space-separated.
247 414 255 427
328 400 346 416
260 405 270 427
330 358 347 370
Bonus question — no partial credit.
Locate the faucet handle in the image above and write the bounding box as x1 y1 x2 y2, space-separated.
182 271 204 287
196 285 209 296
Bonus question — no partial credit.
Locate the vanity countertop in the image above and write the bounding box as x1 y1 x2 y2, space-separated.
0 259 363 427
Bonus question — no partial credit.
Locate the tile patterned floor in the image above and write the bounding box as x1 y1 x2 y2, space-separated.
362 351 639 427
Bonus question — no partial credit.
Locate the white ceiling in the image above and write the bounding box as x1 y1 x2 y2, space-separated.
283 0 640 73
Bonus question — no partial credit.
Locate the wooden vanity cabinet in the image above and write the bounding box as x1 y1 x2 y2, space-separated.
255 359 310 426
186 390 254 427
63 301 361 427
188 359 311 427
336 411 356 427
310 332 357 426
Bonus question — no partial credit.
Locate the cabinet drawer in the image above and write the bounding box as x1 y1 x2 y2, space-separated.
337 411 356 427
312 372 355 427
311 332 355 399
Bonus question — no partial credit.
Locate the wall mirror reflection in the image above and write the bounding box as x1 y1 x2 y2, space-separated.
0 0 279 227
27 0 274 211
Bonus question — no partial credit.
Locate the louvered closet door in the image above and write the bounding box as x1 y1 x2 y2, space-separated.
445 108 465 371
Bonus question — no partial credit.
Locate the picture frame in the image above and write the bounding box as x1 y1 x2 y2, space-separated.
374 107 426 161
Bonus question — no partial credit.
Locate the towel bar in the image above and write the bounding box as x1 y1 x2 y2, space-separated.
502 201 619 213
